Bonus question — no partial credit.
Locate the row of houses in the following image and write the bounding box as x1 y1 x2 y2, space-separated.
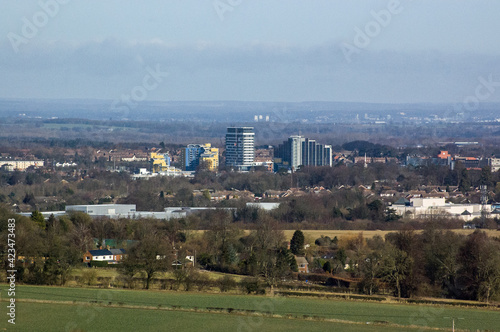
83 247 196 266
83 247 309 275
406 150 500 171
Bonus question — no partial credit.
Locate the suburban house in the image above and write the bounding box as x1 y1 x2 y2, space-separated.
295 256 309 273
83 248 126 265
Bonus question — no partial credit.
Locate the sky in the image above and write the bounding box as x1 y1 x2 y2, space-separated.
1 0 500 104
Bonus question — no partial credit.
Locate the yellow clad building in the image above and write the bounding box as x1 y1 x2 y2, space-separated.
150 152 172 173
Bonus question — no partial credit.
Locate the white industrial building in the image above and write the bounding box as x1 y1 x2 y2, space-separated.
66 204 137 216
391 197 492 221
21 204 235 221
246 202 281 211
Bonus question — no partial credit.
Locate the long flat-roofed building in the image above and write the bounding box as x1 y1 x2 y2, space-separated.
0 160 44 171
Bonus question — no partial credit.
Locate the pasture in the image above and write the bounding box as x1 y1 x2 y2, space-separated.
283 229 500 242
1 285 498 331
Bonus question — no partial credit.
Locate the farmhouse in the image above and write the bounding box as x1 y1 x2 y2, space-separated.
83 249 126 265
295 256 309 273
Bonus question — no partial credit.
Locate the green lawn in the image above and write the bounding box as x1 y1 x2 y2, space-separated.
1 285 499 331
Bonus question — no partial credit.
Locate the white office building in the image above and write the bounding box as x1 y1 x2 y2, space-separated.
225 127 255 171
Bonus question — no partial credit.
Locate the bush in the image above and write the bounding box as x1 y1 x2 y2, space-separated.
240 277 260 294
195 273 212 292
183 269 200 291
218 275 236 292
80 269 98 286
172 269 187 290
90 261 109 268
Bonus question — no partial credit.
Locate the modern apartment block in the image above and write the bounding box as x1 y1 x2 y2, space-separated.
274 135 332 170
182 143 219 171
488 158 500 172
225 127 255 171
0 160 44 171
150 152 171 173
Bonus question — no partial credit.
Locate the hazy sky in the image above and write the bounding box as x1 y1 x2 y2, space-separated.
1 0 500 103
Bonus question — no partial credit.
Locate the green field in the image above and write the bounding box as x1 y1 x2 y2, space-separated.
1 285 499 331
3 301 429 332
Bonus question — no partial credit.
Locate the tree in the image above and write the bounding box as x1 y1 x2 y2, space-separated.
203 210 240 268
119 256 139 289
260 247 291 295
69 222 93 253
385 208 401 222
30 211 46 230
202 189 211 201
380 244 413 298
458 168 471 193
323 261 333 274
359 251 382 295
23 192 36 206
479 166 492 188
46 214 57 231
333 248 347 273
290 230 305 255
422 229 462 298
458 231 500 302
175 187 193 206
367 199 384 221
122 232 172 289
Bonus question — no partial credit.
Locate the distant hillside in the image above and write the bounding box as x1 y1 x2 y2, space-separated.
2 98 500 123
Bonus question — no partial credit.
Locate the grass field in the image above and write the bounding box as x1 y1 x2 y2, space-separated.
68 268 245 283
2 302 425 332
282 229 500 242
1 285 498 331
193 229 500 242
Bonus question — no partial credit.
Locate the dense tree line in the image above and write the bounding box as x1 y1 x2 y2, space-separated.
2 202 499 302
354 228 500 302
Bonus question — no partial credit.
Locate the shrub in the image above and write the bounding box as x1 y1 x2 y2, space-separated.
183 269 200 291
196 273 212 291
218 275 236 292
240 277 260 294
90 261 109 268
81 269 98 286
